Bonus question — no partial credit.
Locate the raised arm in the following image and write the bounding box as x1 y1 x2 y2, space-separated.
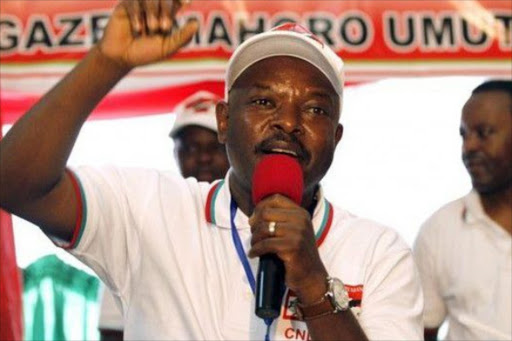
0 0 198 241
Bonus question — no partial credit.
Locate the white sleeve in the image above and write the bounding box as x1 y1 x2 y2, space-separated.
63 166 170 302
358 230 424 341
98 285 124 331
413 219 447 329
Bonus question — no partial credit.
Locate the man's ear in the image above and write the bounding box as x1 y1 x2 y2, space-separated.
216 101 229 143
335 123 343 147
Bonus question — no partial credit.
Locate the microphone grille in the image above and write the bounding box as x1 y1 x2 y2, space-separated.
252 155 303 205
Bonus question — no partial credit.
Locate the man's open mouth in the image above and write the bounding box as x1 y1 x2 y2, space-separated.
255 134 309 163
263 148 298 158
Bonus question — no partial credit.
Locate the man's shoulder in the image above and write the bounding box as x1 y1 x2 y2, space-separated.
72 165 209 202
329 204 410 254
73 165 186 186
415 193 470 249
422 194 468 231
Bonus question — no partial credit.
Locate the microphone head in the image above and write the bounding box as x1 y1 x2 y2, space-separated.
252 154 304 205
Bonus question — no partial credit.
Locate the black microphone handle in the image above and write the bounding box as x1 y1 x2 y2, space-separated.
255 253 286 319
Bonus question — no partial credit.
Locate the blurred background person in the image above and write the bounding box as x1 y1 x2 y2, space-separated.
414 80 512 341
97 90 229 340
170 91 230 183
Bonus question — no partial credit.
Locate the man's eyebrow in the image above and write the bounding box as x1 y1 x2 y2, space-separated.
247 85 334 97
229 82 270 96
247 83 272 91
309 90 333 100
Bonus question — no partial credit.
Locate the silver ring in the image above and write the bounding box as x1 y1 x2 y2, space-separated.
268 221 277 236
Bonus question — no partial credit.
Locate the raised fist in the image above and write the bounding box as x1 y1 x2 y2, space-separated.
97 0 198 69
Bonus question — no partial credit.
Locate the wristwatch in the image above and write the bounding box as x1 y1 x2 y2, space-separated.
295 276 350 321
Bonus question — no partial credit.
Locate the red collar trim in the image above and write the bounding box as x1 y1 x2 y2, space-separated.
205 180 224 224
316 201 333 247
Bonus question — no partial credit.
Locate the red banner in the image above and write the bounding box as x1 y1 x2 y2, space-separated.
1 0 511 123
0 111 23 341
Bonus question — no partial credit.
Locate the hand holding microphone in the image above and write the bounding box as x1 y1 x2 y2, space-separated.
249 154 327 319
251 154 303 319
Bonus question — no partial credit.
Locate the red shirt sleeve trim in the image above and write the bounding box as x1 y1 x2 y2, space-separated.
61 169 85 250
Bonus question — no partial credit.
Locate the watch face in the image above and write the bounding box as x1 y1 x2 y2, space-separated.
331 278 350 309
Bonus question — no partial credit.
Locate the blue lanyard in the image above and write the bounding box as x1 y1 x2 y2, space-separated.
230 198 275 341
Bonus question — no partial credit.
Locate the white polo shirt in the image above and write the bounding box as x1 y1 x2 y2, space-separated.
98 286 123 331
62 166 423 340
414 190 512 341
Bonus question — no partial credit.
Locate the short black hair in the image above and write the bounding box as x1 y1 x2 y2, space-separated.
472 79 512 97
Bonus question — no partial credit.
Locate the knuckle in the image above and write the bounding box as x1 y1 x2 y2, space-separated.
167 32 183 47
269 193 282 202
260 209 273 221
253 205 262 216
161 0 172 10
251 220 263 234
174 0 184 10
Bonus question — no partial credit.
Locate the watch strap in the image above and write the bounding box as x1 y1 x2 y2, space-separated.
296 295 337 321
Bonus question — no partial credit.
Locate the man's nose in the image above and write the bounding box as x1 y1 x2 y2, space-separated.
196 149 213 163
462 132 480 155
272 104 303 135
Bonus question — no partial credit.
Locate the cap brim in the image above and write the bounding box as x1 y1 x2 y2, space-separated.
226 31 343 99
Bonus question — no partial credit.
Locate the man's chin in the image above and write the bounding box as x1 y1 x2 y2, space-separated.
472 180 503 195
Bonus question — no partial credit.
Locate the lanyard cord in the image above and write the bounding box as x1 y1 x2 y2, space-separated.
230 198 274 341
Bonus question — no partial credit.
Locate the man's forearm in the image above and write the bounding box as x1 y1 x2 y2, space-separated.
306 309 368 341
0 46 128 221
296 276 368 341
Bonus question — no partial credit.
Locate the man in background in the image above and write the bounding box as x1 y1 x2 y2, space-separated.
414 80 512 341
98 91 229 340
170 91 230 183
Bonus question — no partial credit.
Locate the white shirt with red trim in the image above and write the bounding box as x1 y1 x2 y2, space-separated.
64 166 423 340
414 190 512 341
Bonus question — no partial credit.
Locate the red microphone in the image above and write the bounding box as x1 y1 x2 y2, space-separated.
252 154 303 319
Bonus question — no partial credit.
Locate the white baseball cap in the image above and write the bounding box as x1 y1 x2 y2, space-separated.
169 91 221 138
225 23 344 108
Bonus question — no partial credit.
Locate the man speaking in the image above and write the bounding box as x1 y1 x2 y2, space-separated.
0 0 423 339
